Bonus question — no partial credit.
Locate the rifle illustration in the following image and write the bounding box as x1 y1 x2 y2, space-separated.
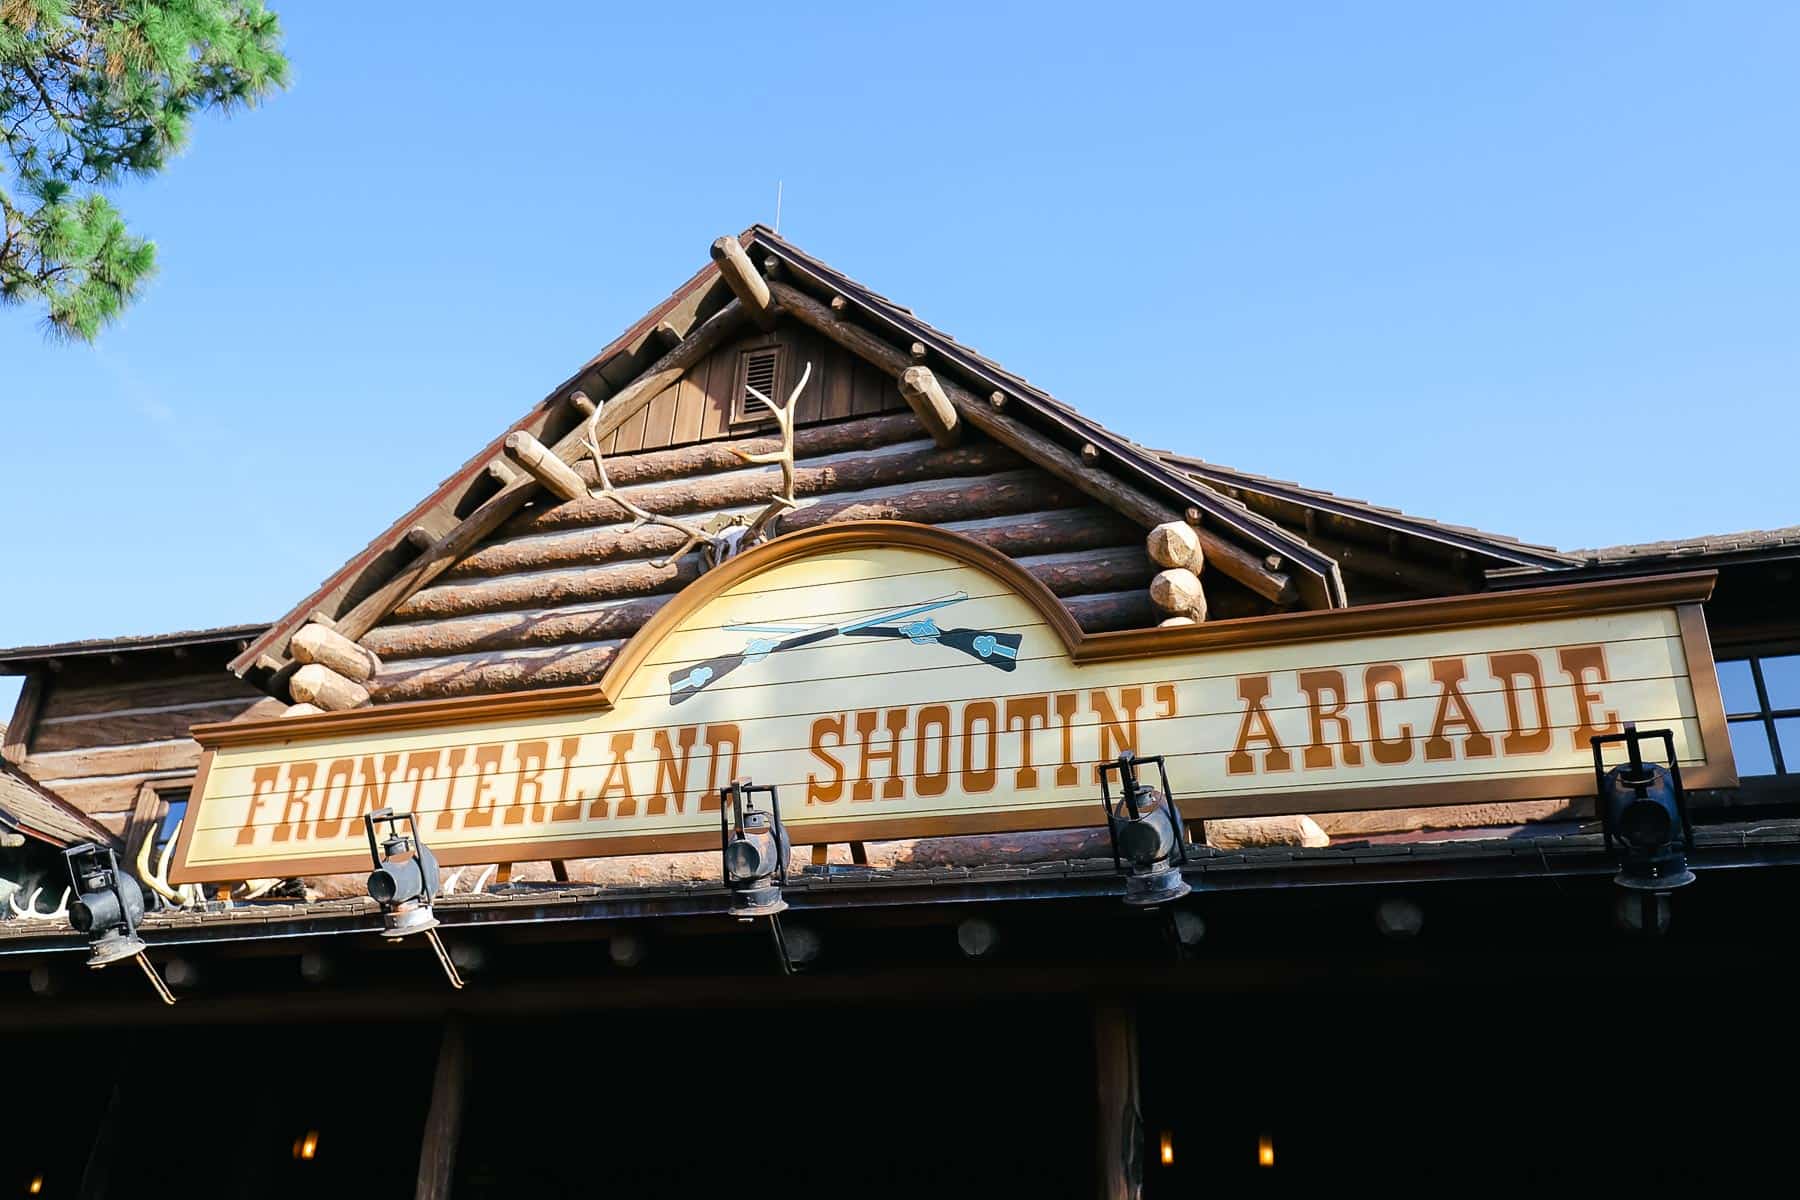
667 590 1022 704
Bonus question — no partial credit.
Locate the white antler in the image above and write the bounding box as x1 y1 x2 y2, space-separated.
8 885 69 921
734 360 810 542
582 403 719 569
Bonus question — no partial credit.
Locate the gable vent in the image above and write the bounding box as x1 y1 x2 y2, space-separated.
732 346 782 425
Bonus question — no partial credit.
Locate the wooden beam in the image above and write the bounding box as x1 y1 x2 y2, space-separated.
290 664 370 711
415 1018 469 1200
2 670 46 764
767 281 1296 604
319 300 751 654
502 430 588 503
898 366 962 448
710 235 776 328
1094 1003 1143 1200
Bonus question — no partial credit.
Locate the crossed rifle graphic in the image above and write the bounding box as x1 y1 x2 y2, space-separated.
667 590 1022 703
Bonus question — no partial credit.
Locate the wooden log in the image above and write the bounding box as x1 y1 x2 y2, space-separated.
1204 815 1329 850
1146 520 1201 570
289 664 371 711
366 595 673 661
281 702 325 718
1295 528 1475 597
415 1019 469 1200
484 459 520 488
290 622 382 683
1094 1003 1143 1200
898 366 962 448
503 439 1024 539
406 526 437 552
48 774 185 817
1021 547 1155 598
371 640 626 704
23 740 200 782
710 235 776 328
395 556 702 623
320 300 750 653
779 470 1081 537
37 671 260 720
1149 567 1208 621
502 430 589 503
1063 589 1159 633
1158 616 1196 627
942 506 1143 558
767 281 1296 604
569 390 597 417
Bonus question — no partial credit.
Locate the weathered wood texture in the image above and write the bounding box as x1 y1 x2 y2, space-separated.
767 281 1295 604
1094 1003 1143 1200
598 323 907 457
710 235 775 327
290 623 381 683
899 366 961 447
1 671 44 764
24 740 200 783
415 1018 469 1200
290 664 371 711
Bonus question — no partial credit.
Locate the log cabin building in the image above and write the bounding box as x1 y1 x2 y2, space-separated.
2 228 1797 1195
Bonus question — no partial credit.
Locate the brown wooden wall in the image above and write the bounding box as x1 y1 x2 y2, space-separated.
6 650 273 836
601 324 908 455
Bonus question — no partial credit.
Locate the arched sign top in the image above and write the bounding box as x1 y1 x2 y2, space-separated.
171 521 1730 884
596 521 1087 708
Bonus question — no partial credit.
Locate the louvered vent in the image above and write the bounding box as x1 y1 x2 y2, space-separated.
732 346 782 425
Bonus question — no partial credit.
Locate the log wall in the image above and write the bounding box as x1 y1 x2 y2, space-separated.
362 413 1166 703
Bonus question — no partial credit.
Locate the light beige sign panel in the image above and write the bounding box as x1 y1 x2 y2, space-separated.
172 538 1731 882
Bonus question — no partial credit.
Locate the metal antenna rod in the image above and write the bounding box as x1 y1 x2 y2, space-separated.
425 928 466 990
768 913 794 976
775 180 783 234
135 953 176 1006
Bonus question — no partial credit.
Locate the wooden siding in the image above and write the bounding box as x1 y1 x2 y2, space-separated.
10 656 271 827
601 325 907 456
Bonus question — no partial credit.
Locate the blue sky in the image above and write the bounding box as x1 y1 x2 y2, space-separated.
1 2 1795 715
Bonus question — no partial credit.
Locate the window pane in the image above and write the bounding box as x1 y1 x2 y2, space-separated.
156 798 188 848
1717 660 1761 715
1777 718 1800 775
1728 719 1777 776
1761 656 1800 710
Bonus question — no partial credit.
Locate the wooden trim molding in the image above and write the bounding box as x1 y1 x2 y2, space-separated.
194 521 1716 750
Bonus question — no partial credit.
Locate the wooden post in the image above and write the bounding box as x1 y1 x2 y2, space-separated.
710 235 777 328
898 366 962 448
503 430 589 503
1094 1003 1144 1200
415 1018 469 1200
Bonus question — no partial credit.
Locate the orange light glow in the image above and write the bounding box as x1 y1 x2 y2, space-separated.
292 1130 319 1161
1159 1132 1174 1165
29 1176 43 1195
1258 1133 1275 1168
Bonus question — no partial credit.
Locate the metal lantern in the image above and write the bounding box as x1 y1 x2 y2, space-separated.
65 842 175 1004
364 809 463 988
1100 750 1192 907
1591 723 1696 894
719 780 790 918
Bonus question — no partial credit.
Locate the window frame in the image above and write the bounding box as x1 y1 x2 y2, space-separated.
1720 652 1800 778
728 340 785 429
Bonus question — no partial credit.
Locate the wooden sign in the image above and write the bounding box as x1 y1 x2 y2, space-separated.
169 523 1733 882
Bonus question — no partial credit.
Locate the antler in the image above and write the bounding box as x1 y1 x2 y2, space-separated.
735 360 810 542
582 402 718 569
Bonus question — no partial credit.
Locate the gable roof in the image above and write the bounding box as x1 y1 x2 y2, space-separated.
0 622 265 672
0 760 115 847
233 226 1351 698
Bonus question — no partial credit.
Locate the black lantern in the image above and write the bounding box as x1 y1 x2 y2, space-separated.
719 780 790 917
364 809 463 989
719 779 796 973
1592 723 1695 896
65 842 175 1004
1100 750 1191 907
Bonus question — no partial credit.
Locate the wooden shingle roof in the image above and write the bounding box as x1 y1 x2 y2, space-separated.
0 760 116 847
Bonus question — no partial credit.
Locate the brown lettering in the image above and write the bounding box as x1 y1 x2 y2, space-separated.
238 765 281 845
1053 692 1080 787
550 737 584 821
590 733 637 819
853 708 909 803
961 700 999 793
434 747 470 831
1559 644 1622 751
312 757 357 839
1424 659 1494 761
507 740 549 824
400 751 443 824
1227 675 1291 775
1091 688 1144 782
463 745 506 827
645 727 698 816
347 754 401 832
807 716 846 804
272 762 317 842
1299 669 1364 769
699 725 741 812
1364 663 1413 765
1489 651 1553 755
1004 695 1050 788
915 704 952 797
